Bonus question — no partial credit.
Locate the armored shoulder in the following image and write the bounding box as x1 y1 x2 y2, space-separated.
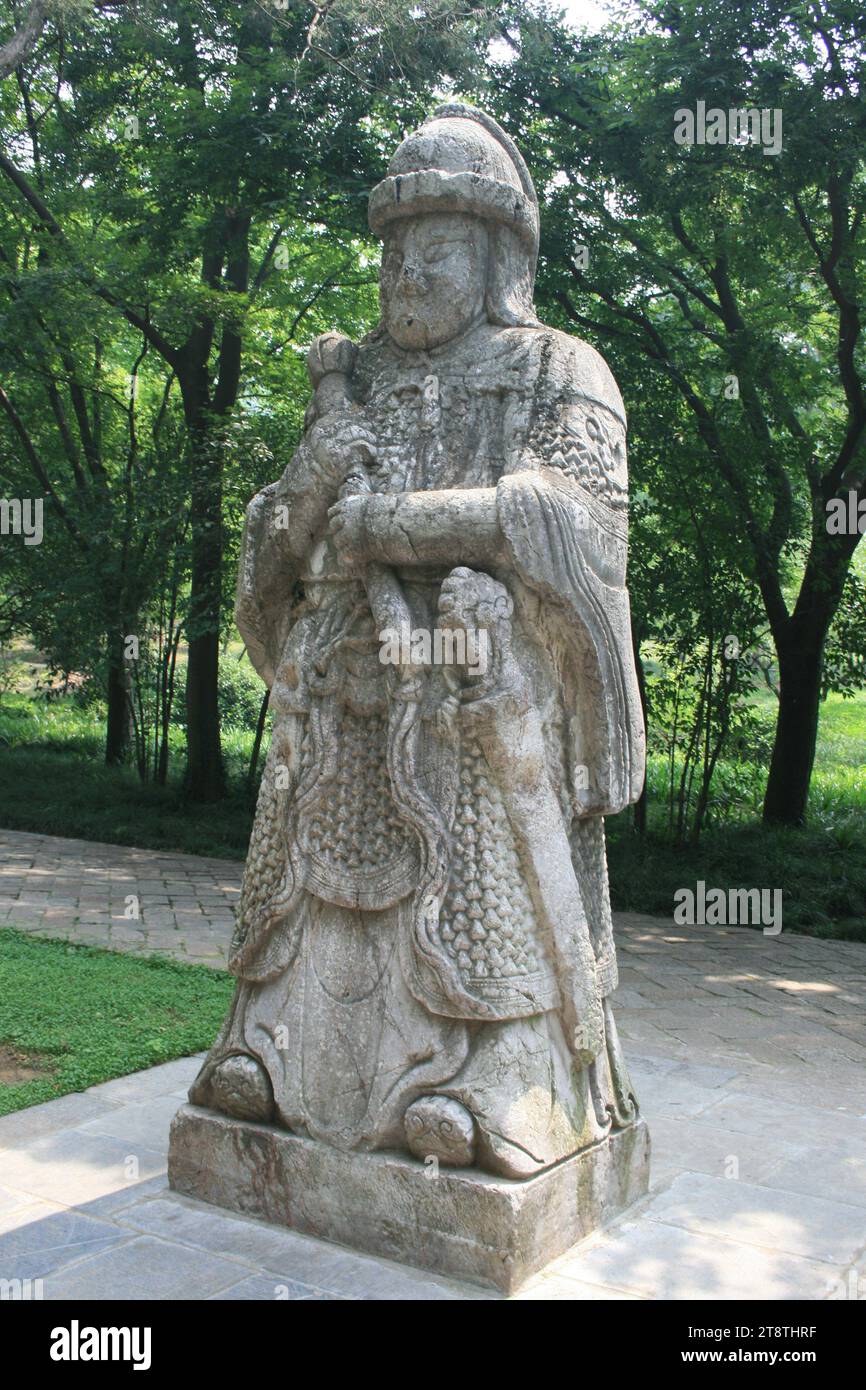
531 326 626 429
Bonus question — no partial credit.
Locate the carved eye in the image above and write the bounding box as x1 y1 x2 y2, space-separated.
585 415 601 440
424 241 464 264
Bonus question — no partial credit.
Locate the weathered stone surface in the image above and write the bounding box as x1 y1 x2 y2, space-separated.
169 1104 650 1294
171 102 649 1282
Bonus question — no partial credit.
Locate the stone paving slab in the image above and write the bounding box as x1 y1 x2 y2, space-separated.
0 828 240 966
1 827 866 1299
1 1049 864 1300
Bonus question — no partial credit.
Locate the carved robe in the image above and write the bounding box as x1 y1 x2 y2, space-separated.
191 319 646 1177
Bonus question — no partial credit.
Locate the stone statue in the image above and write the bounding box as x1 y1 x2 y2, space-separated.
172 105 648 1287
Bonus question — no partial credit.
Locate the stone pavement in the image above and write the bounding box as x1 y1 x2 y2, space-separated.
0 828 239 966
2 826 866 1299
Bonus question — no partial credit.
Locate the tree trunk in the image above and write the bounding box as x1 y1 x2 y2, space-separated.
631 621 648 837
157 627 181 787
762 632 824 826
178 210 249 802
763 526 855 826
105 656 130 765
184 426 225 801
247 689 270 795
185 627 224 800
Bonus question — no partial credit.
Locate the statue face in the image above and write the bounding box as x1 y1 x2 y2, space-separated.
380 213 488 351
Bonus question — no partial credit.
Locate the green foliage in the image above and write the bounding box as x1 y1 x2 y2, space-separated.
0 644 26 701
0 928 234 1115
1 0 864 840
0 0 496 782
609 686 865 933
2 687 862 936
823 571 866 699
486 0 866 822
216 654 265 732
607 816 866 940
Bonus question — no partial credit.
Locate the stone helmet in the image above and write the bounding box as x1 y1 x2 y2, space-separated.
369 103 540 328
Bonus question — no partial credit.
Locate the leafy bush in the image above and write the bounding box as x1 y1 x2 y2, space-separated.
217 656 265 731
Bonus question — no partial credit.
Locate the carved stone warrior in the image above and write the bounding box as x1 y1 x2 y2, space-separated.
189 104 646 1181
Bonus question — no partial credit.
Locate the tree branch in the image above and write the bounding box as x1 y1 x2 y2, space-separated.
0 147 181 370
0 0 47 82
0 381 90 550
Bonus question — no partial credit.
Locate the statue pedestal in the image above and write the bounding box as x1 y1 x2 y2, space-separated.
168 1104 650 1294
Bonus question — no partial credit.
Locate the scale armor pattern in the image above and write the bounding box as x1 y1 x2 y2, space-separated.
299 707 414 875
233 737 289 954
570 812 618 995
531 402 628 510
439 735 543 981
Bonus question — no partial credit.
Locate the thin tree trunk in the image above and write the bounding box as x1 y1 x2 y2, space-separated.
180 406 225 802
247 690 270 795
631 623 648 837
693 657 733 844
667 677 680 837
105 652 130 765
157 605 182 788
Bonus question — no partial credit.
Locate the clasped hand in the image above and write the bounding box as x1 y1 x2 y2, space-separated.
307 408 378 565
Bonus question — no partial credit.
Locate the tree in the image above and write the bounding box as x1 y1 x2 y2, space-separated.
822 566 866 698
1 0 495 796
487 0 866 824
0 247 189 762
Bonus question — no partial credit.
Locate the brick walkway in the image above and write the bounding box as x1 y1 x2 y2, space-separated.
0 828 240 966
2 826 866 1299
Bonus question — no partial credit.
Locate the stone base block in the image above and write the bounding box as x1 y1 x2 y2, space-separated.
168 1105 649 1294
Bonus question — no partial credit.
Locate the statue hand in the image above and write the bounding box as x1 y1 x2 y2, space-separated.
437 568 516 699
308 410 377 490
328 493 370 567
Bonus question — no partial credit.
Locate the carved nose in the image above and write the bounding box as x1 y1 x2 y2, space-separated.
400 261 427 291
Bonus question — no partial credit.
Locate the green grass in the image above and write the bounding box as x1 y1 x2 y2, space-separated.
810 694 866 837
0 694 257 859
815 691 866 760
0 928 234 1116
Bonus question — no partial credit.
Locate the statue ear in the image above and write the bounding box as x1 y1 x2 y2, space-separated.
485 225 540 328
